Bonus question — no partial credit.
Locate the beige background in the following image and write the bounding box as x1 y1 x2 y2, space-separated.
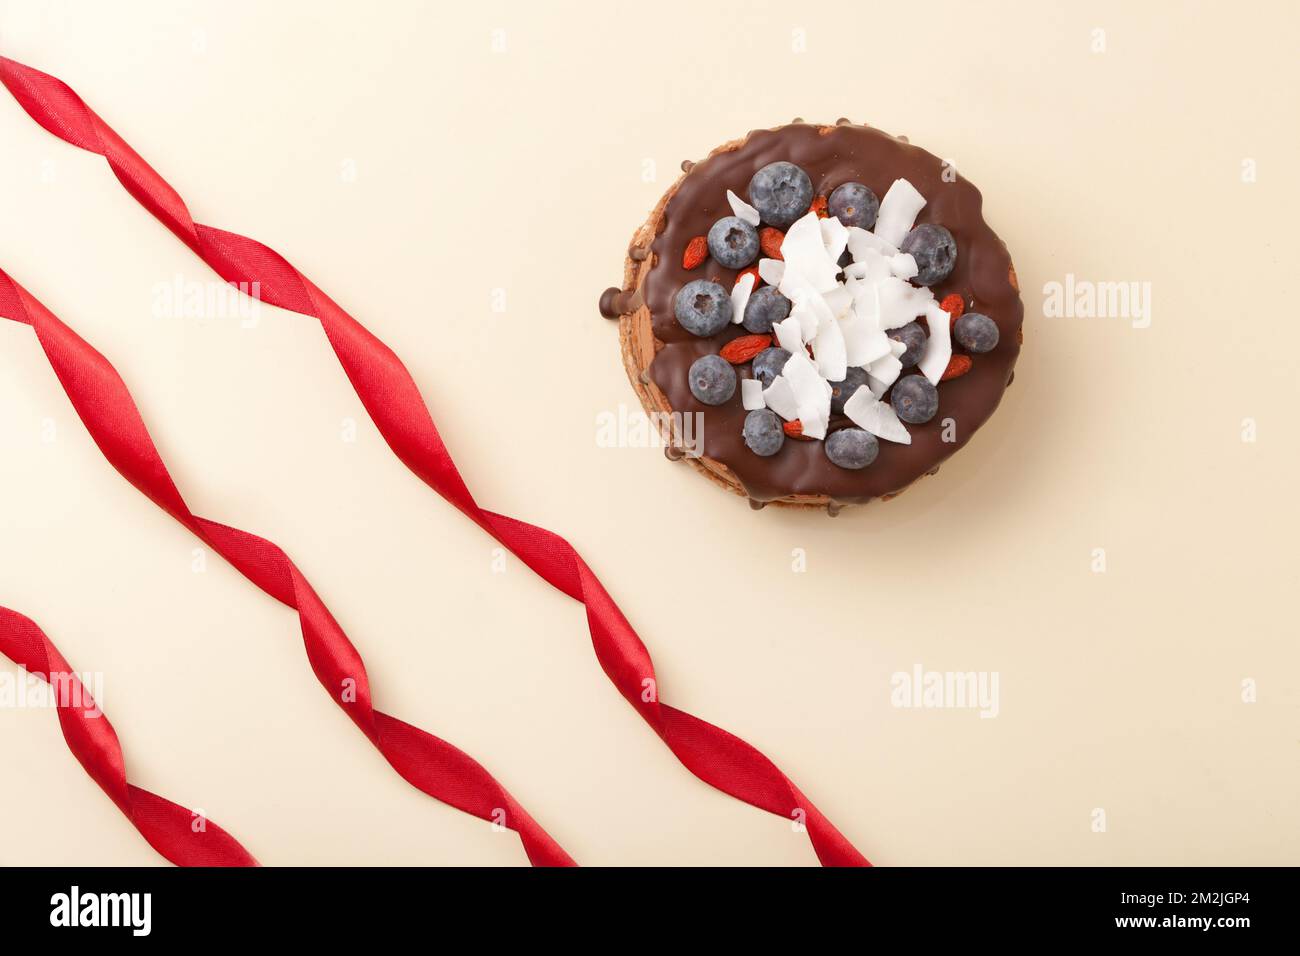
0 0 1296 866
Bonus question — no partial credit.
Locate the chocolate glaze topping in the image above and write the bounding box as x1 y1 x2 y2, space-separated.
637 124 1023 505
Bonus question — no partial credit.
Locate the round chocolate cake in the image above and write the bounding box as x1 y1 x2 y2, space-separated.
600 121 1023 513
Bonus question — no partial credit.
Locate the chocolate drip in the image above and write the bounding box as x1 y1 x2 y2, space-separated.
598 287 641 319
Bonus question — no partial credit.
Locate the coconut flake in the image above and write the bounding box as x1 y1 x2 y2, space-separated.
876 276 934 330
785 302 816 342
727 189 761 227
847 226 899 260
844 388 912 444
782 349 823 395
801 409 829 440
780 265 831 339
918 300 953 385
783 351 832 439
850 280 882 326
730 271 755 325
762 376 799 421
741 377 765 411
793 283 837 337
780 211 840 292
889 253 919 280
846 248 894 285
864 340 907 396
758 257 785 286
866 353 902 393
820 216 850 263
822 284 853 319
813 315 847 382
874 178 926 248
842 261 870 283
839 311 892 367
773 315 804 354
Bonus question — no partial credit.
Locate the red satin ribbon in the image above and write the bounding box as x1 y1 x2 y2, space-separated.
0 56 867 865
0 271 574 867
0 605 256 866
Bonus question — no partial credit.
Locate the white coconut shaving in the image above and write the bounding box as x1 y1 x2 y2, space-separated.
741 377 766 411
820 216 850 263
917 300 953 385
727 189 761 227
762 375 799 421
758 257 785 286
850 279 882 325
730 271 755 325
777 350 832 440
866 352 904 397
822 283 853 320
889 253 919 280
773 315 804 356
780 213 840 293
844 387 912 444
840 312 892 368
874 178 926 248
813 314 847 382
847 226 898 259
788 302 818 342
875 276 930 330
845 248 893 285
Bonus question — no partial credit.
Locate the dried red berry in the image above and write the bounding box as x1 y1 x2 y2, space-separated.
720 334 772 364
940 293 965 328
682 236 708 270
759 227 785 260
940 354 973 381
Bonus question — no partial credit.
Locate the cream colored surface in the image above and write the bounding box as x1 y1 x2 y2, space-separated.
0 0 1296 866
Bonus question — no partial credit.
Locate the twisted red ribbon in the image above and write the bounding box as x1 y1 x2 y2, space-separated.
0 605 256 866
0 271 573 866
0 56 867 865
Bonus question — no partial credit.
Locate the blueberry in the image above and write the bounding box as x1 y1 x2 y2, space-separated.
707 216 760 269
674 279 733 336
887 321 928 368
747 161 814 228
742 408 785 457
900 224 957 286
953 312 999 353
742 286 792 333
751 347 791 388
824 428 879 470
687 354 737 406
890 374 939 424
828 182 879 229
828 367 868 415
